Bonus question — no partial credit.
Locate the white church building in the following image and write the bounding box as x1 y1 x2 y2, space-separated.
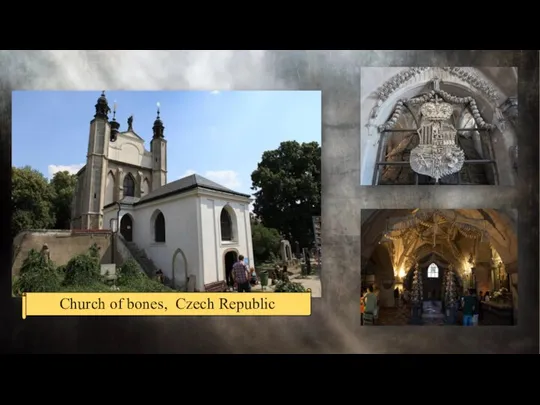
71 92 255 291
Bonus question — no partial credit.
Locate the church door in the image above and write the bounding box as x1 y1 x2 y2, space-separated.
120 214 133 242
224 251 238 280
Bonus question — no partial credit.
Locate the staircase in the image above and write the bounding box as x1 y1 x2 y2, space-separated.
118 236 159 278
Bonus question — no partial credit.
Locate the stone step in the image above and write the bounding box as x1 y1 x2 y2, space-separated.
120 239 159 277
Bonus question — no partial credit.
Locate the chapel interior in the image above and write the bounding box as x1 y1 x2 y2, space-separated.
361 209 518 326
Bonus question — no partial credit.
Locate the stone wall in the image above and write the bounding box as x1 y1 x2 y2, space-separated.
12 230 114 276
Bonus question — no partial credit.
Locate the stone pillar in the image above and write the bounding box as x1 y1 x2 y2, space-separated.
474 261 491 294
137 171 143 197
509 273 518 324
505 262 518 324
378 278 395 307
116 167 124 201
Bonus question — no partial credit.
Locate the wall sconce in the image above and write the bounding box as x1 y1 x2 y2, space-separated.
110 218 118 233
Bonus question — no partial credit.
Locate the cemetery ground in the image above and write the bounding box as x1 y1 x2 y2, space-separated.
252 259 322 297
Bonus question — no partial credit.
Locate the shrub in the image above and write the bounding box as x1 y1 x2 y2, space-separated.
120 275 174 292
63 253 101 286
59 281 111 292
116 260 173 292
274 281 307 292
88 243 101 258
117 259 141 281
13 249 62 294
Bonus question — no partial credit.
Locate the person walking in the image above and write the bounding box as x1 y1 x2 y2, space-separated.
363 285 378 325
232 255 251 292
462 289 476 326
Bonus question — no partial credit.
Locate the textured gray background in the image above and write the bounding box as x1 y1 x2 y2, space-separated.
0 50 537 353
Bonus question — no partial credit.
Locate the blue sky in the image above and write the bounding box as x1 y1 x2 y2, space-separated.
12 90 321 198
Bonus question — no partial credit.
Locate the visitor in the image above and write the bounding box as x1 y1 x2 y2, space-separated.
281 265 290 282
364 285 379 324
226 263 235 291
478 290 484 322
462 289 476 326
249 267 258 286
155 269 164 284
402 289 409 306
360 290 365 325
471 290 479 325
393 287 400 307
232 255 251 292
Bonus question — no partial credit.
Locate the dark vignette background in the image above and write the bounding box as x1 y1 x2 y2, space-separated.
0 50 537 353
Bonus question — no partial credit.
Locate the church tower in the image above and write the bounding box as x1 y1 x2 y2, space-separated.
150 104 167 190
81 91 111 229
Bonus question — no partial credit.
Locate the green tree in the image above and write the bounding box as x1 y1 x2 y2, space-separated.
12 166 55 238
251 220 281 264
251 141 321 248
50 170 77 229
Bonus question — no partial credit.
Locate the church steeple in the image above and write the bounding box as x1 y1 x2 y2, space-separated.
109 101 120 142
94 91 111 119
152 102 165 139
150 102 167 189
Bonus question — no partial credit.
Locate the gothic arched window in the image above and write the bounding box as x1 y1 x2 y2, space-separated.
123 174 135 197
154 212 166 243
427 263 439 278
220 208 233 241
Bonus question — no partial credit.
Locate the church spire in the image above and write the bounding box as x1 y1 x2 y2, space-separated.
109 101 120 142
94 91 110 119
152 102 165 139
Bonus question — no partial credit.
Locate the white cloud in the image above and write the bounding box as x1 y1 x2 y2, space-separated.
181 169 241 190
48 163 84 178
182 169 196 177
210 90 220 95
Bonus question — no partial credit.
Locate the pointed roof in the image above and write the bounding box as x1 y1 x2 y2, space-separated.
134 174 250 206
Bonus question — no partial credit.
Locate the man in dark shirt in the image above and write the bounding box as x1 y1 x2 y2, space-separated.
462 289 476 326
232 255 251 292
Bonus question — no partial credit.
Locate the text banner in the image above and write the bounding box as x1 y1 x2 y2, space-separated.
21 292 312 318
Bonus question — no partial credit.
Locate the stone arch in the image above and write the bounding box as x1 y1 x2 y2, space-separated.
141 177 150 196
403 252 464 298
171 248 188 290
360 68 517 186
223 248 239 280
123 172 136 198
151 209 166 243
220 204 237 242
412 242 461 272
120 213 134 242
105 170 115 205
370 243 395 289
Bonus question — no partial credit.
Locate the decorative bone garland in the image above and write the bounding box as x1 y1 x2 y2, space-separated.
380 88 495 132
375 67 500 102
